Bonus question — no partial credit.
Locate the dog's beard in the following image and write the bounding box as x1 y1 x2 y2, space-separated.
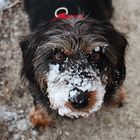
46 61 105 118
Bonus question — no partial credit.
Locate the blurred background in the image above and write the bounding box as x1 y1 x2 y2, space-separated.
0 0 140 140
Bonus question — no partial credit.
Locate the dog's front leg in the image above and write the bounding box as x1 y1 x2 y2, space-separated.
110 85 127 108
104 85 127 108
29 88 53 128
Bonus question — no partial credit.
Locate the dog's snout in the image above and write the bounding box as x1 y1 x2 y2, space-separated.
69 91 89 109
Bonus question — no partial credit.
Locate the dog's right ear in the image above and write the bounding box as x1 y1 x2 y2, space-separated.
19 36 36 84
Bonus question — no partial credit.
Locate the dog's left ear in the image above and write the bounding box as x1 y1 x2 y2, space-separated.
102 23 128 86
104 25 128 61
108 28 128 86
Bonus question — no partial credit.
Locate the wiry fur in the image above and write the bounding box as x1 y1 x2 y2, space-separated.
20 0 128 127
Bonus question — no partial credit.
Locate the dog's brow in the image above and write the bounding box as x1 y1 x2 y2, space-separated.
81 43 108 54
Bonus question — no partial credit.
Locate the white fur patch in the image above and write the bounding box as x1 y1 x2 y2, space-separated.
46 64 105 118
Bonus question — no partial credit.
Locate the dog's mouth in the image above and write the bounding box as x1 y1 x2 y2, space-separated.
46 63 105 118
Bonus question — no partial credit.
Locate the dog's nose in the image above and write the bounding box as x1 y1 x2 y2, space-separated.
69 91 89 109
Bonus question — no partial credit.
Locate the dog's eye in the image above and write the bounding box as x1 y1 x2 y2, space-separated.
53 52 66 62
89 52 101 63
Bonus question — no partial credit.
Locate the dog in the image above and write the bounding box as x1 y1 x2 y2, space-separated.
20 0 128 127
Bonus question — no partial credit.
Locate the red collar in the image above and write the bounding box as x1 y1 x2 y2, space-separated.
56 13 84 19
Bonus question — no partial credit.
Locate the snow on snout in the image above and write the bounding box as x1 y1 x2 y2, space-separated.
46 64 105 118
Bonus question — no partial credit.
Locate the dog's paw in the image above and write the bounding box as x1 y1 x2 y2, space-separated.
110 86 128 107
29 106 53 128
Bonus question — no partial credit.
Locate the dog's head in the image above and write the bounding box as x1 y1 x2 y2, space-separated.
20 18 127 118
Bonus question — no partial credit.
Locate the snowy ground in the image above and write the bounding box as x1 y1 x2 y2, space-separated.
0 0 140 140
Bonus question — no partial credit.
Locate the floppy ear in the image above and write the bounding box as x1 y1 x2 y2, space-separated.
101 23 128 87
114 33 128 86
108 28 128 86
103 26 128 103
19 37 36 84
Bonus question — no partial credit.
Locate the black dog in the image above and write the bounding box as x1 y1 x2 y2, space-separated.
20 0 127 127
